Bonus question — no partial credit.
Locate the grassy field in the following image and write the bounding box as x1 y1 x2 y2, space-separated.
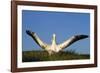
22 50 90 62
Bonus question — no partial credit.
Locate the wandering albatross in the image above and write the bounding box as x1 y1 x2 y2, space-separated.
26 30 88 55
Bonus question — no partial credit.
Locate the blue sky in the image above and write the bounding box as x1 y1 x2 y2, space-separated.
22 10 90 54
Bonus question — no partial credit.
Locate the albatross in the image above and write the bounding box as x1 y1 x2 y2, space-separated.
26 30 88 55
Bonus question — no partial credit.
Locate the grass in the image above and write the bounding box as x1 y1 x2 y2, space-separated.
22 50 90 62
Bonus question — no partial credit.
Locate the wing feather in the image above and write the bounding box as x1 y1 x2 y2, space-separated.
58 35 88 49
26 30 48 49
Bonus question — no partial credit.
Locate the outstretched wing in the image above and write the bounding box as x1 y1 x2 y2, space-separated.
26 30 48 49
58 35 88 49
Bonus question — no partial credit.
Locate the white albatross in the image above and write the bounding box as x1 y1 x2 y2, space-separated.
26 30 88 55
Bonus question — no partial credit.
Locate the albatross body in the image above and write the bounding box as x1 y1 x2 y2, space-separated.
26 30 88 55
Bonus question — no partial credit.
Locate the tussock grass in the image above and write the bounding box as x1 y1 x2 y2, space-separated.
22 50 90 62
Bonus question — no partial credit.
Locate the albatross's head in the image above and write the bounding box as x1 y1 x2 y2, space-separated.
53 33 56 37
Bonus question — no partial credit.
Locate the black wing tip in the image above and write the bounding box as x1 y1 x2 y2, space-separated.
26 30 31 35
80 35 89 38
75 35 89 40
26 30 35 36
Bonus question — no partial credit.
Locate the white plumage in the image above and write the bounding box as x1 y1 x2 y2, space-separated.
26 30 88 55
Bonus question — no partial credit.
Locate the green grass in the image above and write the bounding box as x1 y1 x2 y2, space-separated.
22 50 90 62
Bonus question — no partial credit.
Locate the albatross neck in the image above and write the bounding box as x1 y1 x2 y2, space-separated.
52 34 56 45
